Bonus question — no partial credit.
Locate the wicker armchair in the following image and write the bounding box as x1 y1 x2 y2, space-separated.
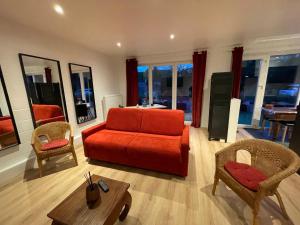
212 139 300 225
31 122 78 177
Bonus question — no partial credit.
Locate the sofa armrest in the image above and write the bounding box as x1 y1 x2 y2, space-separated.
82 122 106 142
179 125 190 176
181 125 190 151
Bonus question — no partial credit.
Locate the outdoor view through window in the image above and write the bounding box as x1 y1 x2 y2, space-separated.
138 64 193 121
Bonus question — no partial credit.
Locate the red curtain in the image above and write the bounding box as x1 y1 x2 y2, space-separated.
126 58 138 106
192 51 207 128
45 67 52 83
231 47 243 98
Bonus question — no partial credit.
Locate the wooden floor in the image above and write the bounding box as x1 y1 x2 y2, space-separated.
0 128 299 225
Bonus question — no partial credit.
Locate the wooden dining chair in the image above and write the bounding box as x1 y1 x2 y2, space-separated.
31 121 78 177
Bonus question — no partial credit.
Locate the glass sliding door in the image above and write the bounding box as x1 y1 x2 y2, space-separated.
152 65 173 109
137 65 149 105
263 54 300 107
238 60 260 125
177 64 193 121
137 62 193 121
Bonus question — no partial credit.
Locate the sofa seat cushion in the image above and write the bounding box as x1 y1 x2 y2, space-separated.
84 129 137 162
41 139 69 151
127 133 182 164
224 161 267 191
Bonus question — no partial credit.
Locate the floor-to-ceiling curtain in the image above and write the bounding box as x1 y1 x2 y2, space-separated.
126 58 138 106
45 67 52 83
231 47 243 98
192 51 207 128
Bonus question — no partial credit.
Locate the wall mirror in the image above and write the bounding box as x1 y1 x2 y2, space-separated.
19 54 68 127
69 63 96 124
0 66 20 150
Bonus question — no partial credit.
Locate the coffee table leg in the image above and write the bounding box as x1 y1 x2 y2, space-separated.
119 191 132 221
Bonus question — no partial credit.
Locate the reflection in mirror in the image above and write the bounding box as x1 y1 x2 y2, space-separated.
19 54 68 127
0 66 20 150
69 63 96 124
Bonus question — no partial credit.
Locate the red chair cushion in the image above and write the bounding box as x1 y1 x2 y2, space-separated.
41 139 69 151
224 161 267 191
140 109 184 136
106 108 143 132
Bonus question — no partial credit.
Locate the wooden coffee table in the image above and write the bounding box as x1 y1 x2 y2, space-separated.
47 175 132 225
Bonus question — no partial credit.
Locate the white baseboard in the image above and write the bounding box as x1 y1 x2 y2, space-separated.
0 135 83 189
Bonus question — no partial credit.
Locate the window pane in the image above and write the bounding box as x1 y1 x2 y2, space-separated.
238 60 260 125
263 54 300 107
152 65 172 109
177 64 193 121
138 65 149 105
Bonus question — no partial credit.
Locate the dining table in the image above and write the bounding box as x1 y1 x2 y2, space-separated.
261 107 297 140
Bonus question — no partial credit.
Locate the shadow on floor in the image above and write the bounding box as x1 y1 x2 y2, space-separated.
87 152 196 183
200 183 295 225
88 159 186 181
87 153 198 205
23 153 78 181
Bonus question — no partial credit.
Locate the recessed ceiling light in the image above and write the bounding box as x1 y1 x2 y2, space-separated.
54 4 64 15
170 34 175 40
116 42 122 47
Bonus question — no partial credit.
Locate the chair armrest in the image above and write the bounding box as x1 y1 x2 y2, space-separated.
181 125 190 151
259 157 300 192
31 133 42 153
215 142 242 168
69 125 74 145
37 116 65 125
82 122 106 142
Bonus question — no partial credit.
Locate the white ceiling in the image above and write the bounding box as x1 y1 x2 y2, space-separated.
0 0 300 57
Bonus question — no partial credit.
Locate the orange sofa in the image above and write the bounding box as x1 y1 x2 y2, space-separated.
32 104 65 126
82 108 190 176
0 116 17 147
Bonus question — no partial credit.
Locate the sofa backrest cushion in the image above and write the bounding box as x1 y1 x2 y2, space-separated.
106 108 142 132
0 117 14 134
140 109 184 136
32 104 63 120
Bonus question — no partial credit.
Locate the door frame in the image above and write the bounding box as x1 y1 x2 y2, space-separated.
238 55 270 128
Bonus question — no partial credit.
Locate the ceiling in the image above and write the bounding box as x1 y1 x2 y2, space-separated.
0 0 300 57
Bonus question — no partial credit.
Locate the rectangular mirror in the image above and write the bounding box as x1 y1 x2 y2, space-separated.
0 66 20 150
69 63 96 124
19 54 68 127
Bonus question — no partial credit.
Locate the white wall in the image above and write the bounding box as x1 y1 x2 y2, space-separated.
0 83 10 116
0 18 121 186
201 48 232 127
114 57 127 104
